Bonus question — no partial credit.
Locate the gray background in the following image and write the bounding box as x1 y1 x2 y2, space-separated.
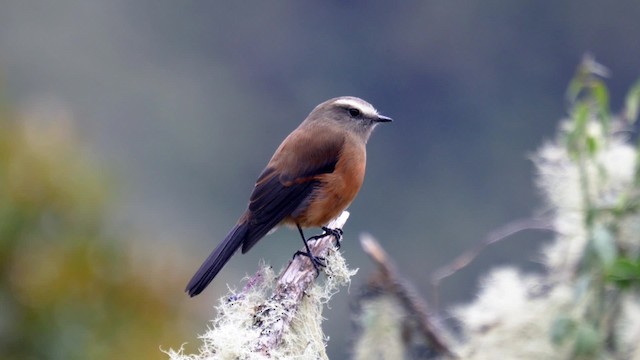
2 1 639 357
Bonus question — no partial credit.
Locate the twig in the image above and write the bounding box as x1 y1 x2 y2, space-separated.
253 211 350 356
227 268 268 303
430 217 555 307
360 233 456 358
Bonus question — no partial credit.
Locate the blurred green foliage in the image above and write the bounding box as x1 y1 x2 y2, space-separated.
554 58 640 358
0 90 190 359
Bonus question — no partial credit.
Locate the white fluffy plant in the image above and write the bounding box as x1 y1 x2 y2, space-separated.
455 58 640 360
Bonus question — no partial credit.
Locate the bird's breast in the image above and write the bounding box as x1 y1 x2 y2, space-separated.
288 139 366 227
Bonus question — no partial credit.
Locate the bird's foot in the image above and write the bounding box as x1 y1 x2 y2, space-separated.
293 250 326 275
309 226 344 249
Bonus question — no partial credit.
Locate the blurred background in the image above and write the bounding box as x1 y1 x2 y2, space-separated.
1 1 639 358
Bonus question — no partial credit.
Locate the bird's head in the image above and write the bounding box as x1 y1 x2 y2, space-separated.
306 96 392 143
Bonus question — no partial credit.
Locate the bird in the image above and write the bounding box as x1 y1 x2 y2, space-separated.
186 96 392 297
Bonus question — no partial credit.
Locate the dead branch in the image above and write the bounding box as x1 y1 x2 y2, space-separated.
359 233 457 358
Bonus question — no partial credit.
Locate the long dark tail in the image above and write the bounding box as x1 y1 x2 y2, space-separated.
185 222 249 297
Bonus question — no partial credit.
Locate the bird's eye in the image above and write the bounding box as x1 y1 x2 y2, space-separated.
348 108 361 117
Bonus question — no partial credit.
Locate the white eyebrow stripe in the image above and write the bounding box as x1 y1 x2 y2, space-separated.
333 98 378 117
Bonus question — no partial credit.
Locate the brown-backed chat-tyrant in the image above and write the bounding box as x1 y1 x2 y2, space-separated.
186 96 391 297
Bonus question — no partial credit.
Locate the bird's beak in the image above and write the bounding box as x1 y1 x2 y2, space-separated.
375 114 393 123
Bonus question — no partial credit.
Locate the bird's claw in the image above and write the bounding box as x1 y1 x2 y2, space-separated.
293 250 326 276
309 226 343 249
309 226 344 249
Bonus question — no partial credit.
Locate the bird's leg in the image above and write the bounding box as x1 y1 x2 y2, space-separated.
294 224 326 274
308 226 344 249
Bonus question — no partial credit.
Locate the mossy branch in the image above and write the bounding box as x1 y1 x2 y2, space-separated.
253 211 351 356
167 211 355 360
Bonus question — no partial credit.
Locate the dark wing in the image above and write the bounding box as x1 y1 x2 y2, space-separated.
240 130 344 253
185 127 344 297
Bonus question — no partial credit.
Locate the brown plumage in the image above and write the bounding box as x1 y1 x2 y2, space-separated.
186 96 391 297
